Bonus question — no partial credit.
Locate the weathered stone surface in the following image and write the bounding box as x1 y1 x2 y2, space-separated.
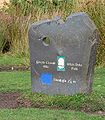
28 12 99 95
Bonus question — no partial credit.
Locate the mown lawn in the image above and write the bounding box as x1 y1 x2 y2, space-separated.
0 67 105 120
0 108 105 120
0 71 31 92
0 54 29 66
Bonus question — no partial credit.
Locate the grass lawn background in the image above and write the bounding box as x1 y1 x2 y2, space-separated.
0 54 29 66
0 108 105 120
0 67 105 119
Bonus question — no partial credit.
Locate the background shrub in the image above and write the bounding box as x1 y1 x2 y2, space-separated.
0 0 105 65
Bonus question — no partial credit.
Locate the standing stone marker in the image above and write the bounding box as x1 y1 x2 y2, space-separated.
28 12 99 95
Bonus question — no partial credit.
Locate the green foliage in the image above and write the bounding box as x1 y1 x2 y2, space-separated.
0 0 105 65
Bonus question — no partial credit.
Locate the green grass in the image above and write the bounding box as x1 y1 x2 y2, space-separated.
0 71 31 92
93 67 105 94
0 108 105 120
0 67 105 119
0 54 29 66
0 67 105 113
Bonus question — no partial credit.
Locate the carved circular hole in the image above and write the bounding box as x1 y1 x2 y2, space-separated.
42 37 50 46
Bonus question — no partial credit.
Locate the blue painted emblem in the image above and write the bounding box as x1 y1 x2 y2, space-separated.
40 73 53 85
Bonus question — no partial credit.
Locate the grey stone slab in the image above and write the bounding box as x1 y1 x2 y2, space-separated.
28 12 99 95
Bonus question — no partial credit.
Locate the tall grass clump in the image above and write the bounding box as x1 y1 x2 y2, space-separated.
0 25 5 53
0 0 105 65
73 0 105 65
0 10 11 53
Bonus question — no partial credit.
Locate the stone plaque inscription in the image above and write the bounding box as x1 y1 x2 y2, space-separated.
28 12 99 95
